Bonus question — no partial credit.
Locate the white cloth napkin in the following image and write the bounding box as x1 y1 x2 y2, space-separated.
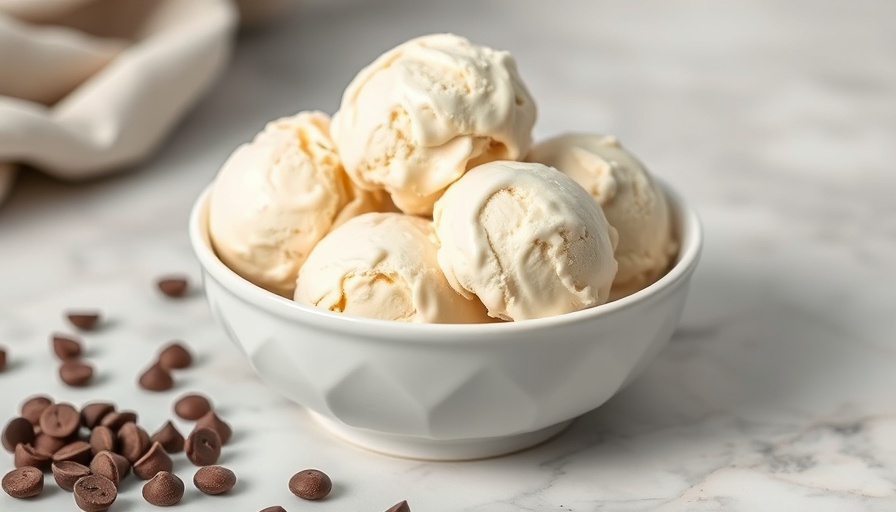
0 0 261 204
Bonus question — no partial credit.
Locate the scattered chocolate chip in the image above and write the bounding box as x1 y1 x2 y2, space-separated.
289 469 332 501
14 444 51 470
108 452 131 480
81 402 115 429
385 500 411 512
157 276 189 298
150 420 184 453
52 440 92 465
59 360 94 387
118 422 151 464
260 507 288 512
39 403 80 438
174 393 212 420
99 411 137 431
142 471 184 506
20 396 53 426
138 363 174 392
33 433 67 455
196 411 232 444
2 417 35 453
0 346 6 372
133 442 172 480
89 451 121 488
2 466 43 499
184 427 221 466
66 310 102 331
73 474 117 512
89 426 117 455
52 461 91 492
193 465 236 495
158 341 193 369
52 333 83 360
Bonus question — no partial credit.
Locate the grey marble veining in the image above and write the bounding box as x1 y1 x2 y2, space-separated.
1 0 895 510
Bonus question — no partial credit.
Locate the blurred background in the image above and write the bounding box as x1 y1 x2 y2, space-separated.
2 0 892 236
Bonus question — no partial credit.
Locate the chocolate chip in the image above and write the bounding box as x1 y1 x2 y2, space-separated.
89 451 121 488
0 346 6 372
99 411 137 431
51 461 91 492
59 359 94 387
2 417 35 453
288 469 332 500
109 452 131 480
118 422 151 463
173 393 212 420
89 426 117 455
133 442 172 480
39 403 80 438
14 444 51 470
193 465 236 495
90 451 130 487
196 411 232 444
52 333 83 360
142 471 184 506
73 474 117 512
33 433 67 455
66 310 101 331
150 420 184 453
158 341 193 369
20 396 53 425
52 440 92 465
138 363 174 392
157 276 189 298
385 500 411 512
2 466 43 499
260 507 288 512
184 427 221 466
81 402 115 429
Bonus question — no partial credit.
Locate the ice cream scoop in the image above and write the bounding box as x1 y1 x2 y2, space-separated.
332 185 396 229
331 33 537 215
209 111 391 298
527 134 677 298
433 161 618 321
295 213 491 323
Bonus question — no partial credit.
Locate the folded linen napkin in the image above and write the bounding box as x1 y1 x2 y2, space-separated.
0 0 291 205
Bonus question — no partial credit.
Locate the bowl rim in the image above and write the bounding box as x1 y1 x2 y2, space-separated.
189 176 703 338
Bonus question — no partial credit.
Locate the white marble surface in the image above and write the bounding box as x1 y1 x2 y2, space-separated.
2 0 895 510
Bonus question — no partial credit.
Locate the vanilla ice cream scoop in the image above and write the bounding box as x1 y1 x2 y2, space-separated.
527 134 677 298
209 111 390 298
295 213 492 323
433 161 618 321
331 33 537 215
332 181 397 229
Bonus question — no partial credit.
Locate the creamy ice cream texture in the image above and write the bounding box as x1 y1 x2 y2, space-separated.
331 33 537 216
527 134 677 298
295 213 492 323
433 161 618 321
209 111 393 298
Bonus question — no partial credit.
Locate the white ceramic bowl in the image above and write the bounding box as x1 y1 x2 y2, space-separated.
189 180 702 460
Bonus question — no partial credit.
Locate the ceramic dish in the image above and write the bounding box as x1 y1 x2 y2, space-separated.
189 179 702 460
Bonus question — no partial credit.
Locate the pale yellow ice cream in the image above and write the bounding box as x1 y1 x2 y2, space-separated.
295 213 492 323
209 111 392 298
331 33 537 216
333 185 397 228
527 134 677 298
433 161 618 321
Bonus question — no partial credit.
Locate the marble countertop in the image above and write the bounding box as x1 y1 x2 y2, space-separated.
2 0 895 510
